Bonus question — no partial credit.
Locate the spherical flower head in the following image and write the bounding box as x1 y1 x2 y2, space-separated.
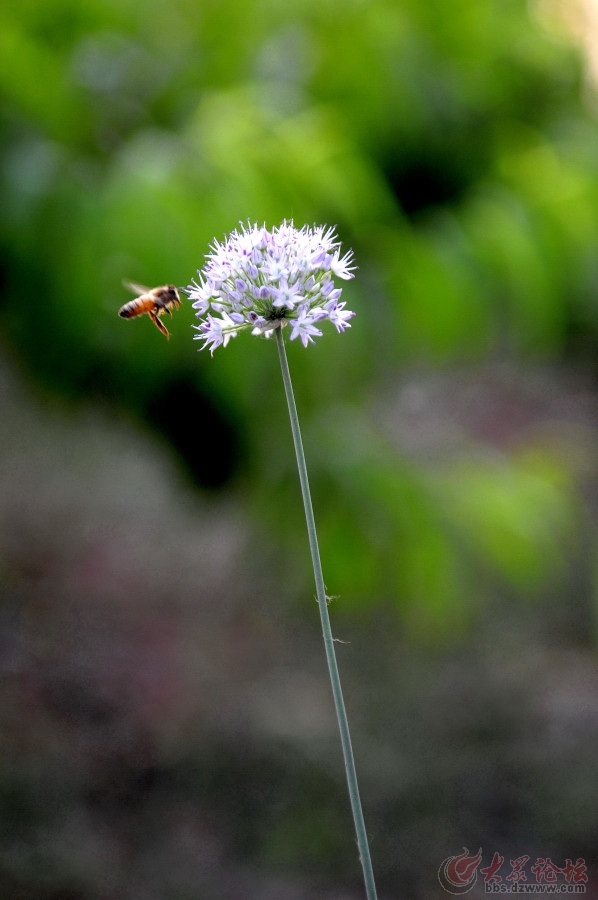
185 221 356 354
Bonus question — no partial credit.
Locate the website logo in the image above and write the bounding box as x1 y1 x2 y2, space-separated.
438 850 588 894
438 847 483 894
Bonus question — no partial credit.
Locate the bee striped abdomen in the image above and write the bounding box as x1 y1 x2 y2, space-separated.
119 298 154 318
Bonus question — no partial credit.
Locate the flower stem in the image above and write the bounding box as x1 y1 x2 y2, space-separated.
275 327 378 900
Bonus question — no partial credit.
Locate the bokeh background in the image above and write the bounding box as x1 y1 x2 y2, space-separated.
2 0 598 897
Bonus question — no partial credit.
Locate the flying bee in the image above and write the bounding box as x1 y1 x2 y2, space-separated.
119 282 182 339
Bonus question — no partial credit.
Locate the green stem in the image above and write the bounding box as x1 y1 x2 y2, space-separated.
275 327 378 900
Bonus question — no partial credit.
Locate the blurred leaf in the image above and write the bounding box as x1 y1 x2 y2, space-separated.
437 449 577 590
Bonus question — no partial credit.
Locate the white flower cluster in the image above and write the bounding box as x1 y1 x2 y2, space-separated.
186 221 356 353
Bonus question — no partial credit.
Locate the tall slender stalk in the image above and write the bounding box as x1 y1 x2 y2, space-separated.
275 327 378 900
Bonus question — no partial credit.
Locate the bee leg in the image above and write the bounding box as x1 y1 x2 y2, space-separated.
156 300 174 318
150 311 170 340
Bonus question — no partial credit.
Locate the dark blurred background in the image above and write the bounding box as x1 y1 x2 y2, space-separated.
2 0 598 897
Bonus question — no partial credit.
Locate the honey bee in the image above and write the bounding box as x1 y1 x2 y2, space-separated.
119 282 181 339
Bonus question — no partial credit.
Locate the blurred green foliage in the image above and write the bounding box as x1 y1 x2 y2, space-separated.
1 0 597 635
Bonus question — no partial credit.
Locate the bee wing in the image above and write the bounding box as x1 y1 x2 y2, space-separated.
123 279 150 296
